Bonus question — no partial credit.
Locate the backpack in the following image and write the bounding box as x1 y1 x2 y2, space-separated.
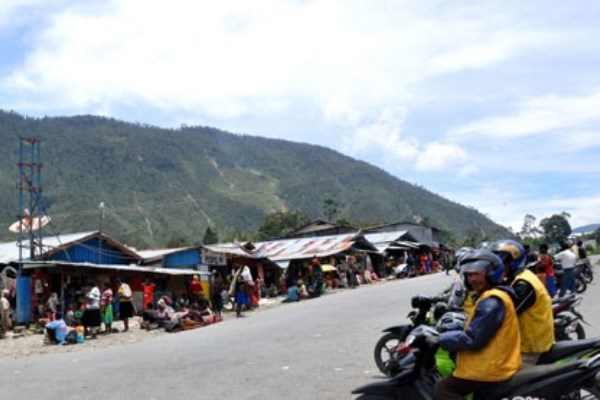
65 330 78 344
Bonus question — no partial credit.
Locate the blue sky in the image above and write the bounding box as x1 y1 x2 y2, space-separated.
1 0 599 233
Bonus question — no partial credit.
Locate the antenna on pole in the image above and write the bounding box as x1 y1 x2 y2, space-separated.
99 201 105 264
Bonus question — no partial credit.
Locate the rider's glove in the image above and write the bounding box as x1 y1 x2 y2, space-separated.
425 333 439 347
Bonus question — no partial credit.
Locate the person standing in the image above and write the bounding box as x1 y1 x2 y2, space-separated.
538 243 556 296
555 241 577 297
188 274 204 306
142 278 156 311
82 280 101 338
0 289 11 338
209 271 223 320
100 282 113 334
116 278 134 332
46 292 59 321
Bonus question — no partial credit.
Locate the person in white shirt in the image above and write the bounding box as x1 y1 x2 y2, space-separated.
554 241 577 297
82 280 101 338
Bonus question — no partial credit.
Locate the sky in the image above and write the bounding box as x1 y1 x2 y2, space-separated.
1 0 599 234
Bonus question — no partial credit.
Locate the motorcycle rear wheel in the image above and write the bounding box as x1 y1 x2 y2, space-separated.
576 278 587 294
374 332 405 376
581 267 594 283
565 322 586 341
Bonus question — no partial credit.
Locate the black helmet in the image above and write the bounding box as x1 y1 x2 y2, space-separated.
487 239 526 273
460 249 505 286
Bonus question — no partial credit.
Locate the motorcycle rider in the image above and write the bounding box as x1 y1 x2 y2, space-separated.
443 247 477 318
488 239 554 367
434 249 521 399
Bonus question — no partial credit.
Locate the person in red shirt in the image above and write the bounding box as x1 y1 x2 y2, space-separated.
142 278 156 311
537 243 556 297
189 275 204 305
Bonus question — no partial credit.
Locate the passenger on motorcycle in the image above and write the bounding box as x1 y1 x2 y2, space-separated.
434 250 521 400
443 247 477 318
488 239 554 367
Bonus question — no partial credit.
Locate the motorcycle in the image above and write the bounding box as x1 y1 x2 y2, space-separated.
577 260 594 284
373 295 451 376
375 290 588 377
553 294 588 341
355 324 600 399
555 261 587 294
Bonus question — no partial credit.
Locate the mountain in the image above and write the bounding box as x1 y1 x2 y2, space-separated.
0 110 511 248
572 224 600 235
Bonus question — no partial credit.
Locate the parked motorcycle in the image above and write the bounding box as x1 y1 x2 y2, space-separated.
555 260 587 294
577 260 594 284
356 324 600 399
553 294 588 341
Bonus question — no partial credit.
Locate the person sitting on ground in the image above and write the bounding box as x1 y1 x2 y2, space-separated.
268 282 279 298
297 279 309 299
45 312 68 345
141 303 157 330
282 280 300 303
155 298 174 327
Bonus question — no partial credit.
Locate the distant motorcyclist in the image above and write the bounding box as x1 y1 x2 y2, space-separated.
442 247 477 318
434 250 521 399
488 239 554 367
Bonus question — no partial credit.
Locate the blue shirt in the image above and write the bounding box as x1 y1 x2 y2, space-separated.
46 319 68 343
286 286 300 302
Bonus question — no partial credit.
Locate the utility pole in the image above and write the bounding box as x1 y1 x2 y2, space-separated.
16 137 44 325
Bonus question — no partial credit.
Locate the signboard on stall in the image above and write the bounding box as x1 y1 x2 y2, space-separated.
201 249 227 266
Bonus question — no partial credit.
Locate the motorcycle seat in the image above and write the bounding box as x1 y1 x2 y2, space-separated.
537 337 600 364
496 361 582 391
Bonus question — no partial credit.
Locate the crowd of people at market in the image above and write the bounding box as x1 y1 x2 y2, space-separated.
0 238 594 362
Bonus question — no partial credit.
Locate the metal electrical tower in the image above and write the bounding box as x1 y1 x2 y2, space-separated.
17 137 45 262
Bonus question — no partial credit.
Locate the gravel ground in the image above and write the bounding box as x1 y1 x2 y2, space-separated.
0 295 300 359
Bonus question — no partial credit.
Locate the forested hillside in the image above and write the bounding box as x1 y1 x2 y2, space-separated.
0 111 510 248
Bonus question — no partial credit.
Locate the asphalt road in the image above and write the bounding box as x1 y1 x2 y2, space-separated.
1 258 598 400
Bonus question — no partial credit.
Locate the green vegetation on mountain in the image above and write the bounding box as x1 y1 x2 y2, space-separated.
0 110 510 248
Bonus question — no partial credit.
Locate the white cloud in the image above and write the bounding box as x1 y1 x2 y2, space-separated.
2 0 600 233
415 141 470 172
449 91 600 141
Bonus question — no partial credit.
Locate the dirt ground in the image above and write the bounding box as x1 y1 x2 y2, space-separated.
0 296 286 359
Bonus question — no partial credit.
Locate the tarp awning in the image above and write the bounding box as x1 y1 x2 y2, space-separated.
22 261 209 276
275 260 290 270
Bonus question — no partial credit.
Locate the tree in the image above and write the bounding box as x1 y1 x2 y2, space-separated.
518 214 537 239
203 226 218 245
323 197 340 222
593 227 600 244
539 213 572 244
254 211 310 240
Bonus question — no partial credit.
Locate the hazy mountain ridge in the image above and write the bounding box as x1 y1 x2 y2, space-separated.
0 110 510 248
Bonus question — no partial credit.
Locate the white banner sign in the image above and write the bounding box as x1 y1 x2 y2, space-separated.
201 250 227 266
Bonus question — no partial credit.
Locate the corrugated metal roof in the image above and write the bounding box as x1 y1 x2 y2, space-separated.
22 261 209 276
0 231 96 264
206 232 375 262
364 231 419 252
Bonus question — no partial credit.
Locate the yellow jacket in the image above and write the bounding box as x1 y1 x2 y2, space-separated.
513 269 554 353
454 289 522 382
